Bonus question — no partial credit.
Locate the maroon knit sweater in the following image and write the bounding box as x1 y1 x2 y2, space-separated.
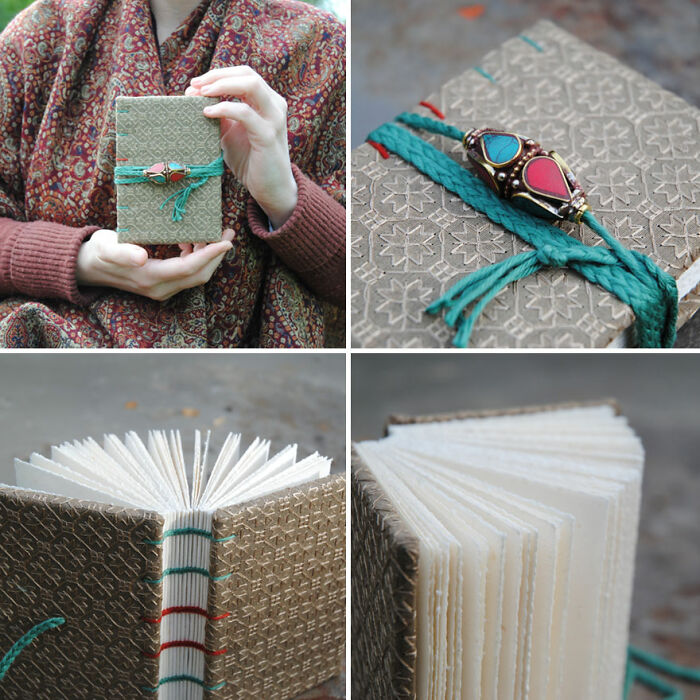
0 163 345 306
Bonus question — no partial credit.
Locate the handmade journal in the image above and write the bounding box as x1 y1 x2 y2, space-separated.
352 402 643 699
115 96 224 244
0 431 345 699
351 20 700 348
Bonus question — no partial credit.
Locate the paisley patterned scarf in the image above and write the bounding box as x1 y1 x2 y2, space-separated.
0 0 345 347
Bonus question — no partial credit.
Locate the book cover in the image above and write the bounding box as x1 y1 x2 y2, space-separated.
0 432 345 699
115 96 223 245
351 20 700 348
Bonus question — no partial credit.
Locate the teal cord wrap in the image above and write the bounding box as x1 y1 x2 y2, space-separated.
0 617 65 681
114 153 224 222
624 645 700 699
367 114 678 348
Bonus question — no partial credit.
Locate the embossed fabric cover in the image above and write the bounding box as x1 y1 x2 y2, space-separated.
0 475 345 699
351 20 700 348
116 96 223 244
351 452 418 700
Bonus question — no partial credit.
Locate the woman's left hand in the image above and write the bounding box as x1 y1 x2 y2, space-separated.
186 66 297 229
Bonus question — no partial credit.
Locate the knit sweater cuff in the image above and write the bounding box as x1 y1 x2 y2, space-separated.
0 217 100 305
246 164 345 304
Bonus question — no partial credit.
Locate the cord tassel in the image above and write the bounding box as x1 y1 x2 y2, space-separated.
366 119 678 348
159 177 209 222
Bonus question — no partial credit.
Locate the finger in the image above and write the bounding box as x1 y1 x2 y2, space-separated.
97 237 148 267
203 101 270 142
193 242 207 252
191 65 257 87
184 85 201 97
143 240 232 282
221 228 235 243
199 76 279 118
150 247 230 300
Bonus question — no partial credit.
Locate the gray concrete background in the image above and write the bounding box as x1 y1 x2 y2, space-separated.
0 354 345 481
351 0 700 348
352 353 700 697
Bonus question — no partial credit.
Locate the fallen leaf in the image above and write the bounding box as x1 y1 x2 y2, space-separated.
181 408 200 417
124 401 138 410
458 4 485 20
213 416 226 427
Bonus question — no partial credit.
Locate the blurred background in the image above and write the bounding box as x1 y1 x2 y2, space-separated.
353 353 700 699
0 353 346 699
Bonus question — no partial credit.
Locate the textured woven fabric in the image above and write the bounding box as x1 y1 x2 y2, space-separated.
0 488 165 699
351 20 700 348
0 474 345 698
207 474 346 699
115 96 222 244
351 452 418 700
0 0 345 348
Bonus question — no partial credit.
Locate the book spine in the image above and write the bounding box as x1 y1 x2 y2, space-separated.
142 511 225 700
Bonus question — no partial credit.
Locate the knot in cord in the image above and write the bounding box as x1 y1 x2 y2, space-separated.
536 244 569 268
366 115 678 348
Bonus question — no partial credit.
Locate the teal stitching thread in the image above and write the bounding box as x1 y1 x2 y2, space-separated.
366 114 678 348
519 35 544 52
116 109 130 113
143 528 236 545
116 205 129 210
473 66 496 83
114 153 224 222
0 617 65 681
115 227 129 232
115 133 129 137
143 567 232 584
142 675 226 692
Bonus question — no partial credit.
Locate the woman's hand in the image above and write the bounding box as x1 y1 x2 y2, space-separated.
186 66 298 229
76 229 234 301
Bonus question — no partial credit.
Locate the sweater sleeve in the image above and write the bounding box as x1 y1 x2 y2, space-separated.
0 7 100 305
246 164 345 305
0 218 100 304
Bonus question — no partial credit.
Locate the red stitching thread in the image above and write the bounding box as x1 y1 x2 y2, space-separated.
142 641 227 658
367 140 390 159
142 606 231 623
419 101 445 120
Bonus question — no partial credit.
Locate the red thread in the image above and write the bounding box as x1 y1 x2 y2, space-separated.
142 606 231 623
366 140 390 159
142 641 227 658
115 158 129 161
419 101 445 120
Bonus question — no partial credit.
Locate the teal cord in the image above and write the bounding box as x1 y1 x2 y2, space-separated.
0 617 65 681
114 153 224 222
623 645 700 699
142 675 226 692
367 115 678 348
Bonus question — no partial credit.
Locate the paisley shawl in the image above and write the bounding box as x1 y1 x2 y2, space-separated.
0 0 345 347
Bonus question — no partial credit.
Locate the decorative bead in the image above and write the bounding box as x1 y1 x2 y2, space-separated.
481 132 521 166
522 157 570 201
143 161 191 185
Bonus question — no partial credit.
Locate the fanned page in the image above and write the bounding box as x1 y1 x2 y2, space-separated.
354 405 644 700
7 431 331 700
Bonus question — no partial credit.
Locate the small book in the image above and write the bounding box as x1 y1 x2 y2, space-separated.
352 402 643 699
0 431 345 699
116 96 223 245
351 20 700 347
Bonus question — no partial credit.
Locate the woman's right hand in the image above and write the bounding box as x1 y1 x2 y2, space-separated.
76 229 234 301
